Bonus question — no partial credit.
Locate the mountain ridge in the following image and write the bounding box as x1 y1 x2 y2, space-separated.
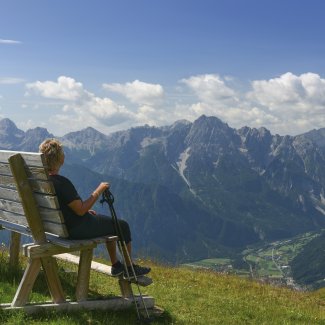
0 116 325 276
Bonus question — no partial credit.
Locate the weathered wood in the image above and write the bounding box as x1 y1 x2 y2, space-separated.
9 154 47 243
0 150 45 167
76 248 93 301
0 187 22 203
55 253 153 287
24 242 97 258
0 199 24 215
0 162 11 175
7 153 68 238
9 231 21 268
41 257 65 303
1 296 155 314
0 161 48 180
0 219 32 236
0 185 59 211
0 209 68 237
0 209 29 227
0 174 55 195
0 200 63 223
0 174 17 188
46 235 118 249
119 278 133 298
23 235 119 258
34 193 60 210
11 258 42 307
28 179 56 195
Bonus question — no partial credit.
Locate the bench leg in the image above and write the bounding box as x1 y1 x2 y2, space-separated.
11 258 42 307
118 278 133 298
76 248 93 301
9 231 21 269
41 257 66 303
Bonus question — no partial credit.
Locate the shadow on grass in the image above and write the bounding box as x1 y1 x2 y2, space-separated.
0 307 176 325
0 254 177 325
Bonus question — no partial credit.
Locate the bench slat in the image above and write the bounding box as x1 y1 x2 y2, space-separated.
0 200 64 224
0 151 45 167
0 209 29 227
0 187 59 209
39 208 65 224
0 296 155 313
0 174 55 194
0 198 24 215
43 222 68 237
0 174 16 188
0 219 32 236
0 187 22 202
35 193 60 209
0 162 49 181
0 209 68 237
0 163 11 175
23 236 118 254
55 253 153 286
46 234 119 248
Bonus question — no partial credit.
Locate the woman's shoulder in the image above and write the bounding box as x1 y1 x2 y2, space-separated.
50 174 72 184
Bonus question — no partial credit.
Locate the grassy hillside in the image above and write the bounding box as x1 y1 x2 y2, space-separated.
1 247 325 324
291 232 325 289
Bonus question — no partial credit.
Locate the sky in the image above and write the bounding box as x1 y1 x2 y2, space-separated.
1 0 325 136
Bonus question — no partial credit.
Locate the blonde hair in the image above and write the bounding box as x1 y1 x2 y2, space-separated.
39 138 64 172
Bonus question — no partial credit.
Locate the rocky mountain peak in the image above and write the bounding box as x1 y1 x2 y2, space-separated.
301 128 325 148
62 127 108 152
18 127 53 152
0 118 23 135
185 115 237 147
0 118 24 149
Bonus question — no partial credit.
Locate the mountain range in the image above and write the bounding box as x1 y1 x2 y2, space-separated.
1 116 325 273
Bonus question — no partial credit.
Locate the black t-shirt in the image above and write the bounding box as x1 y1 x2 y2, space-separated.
50 174 89 230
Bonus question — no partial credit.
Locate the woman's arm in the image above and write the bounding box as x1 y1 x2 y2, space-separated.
68 182 109 216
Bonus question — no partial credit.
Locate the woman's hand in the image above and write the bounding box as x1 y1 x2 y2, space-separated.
92 182 110 199
68 181 110 216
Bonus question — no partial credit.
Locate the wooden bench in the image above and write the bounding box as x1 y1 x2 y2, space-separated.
0 150 154 313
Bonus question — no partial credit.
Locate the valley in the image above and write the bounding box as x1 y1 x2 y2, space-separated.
183 231 320 290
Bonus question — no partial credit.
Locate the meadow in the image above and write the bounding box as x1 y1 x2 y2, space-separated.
1 246 325 324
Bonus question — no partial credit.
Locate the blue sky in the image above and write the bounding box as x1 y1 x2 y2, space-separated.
1 0 325 136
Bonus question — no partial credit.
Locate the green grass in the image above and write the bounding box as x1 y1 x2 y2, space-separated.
1 248 325 324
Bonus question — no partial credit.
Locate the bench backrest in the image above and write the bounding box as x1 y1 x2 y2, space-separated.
0 150 69 238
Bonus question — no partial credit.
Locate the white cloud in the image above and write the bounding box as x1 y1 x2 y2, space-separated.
23 72 325 136
248 72 325 111
25 76 139 134
181 74 238 105
103 80 164 106
0 39 21 44
180 72 325 135
26 76 90 101
0 77 25 84
245 72 325 134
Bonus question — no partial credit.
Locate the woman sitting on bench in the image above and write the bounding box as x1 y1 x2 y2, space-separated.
39 138 151 279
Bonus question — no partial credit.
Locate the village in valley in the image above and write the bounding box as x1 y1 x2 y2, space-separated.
183 232 320 290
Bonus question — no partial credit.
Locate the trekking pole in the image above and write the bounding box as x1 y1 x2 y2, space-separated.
100 189 151 323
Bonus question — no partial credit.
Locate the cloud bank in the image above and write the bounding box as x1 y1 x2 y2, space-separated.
24 72 325 136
